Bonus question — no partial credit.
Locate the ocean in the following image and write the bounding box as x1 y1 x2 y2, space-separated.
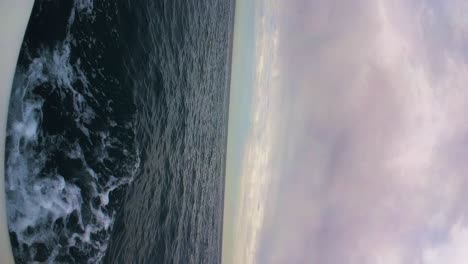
4 0 234 263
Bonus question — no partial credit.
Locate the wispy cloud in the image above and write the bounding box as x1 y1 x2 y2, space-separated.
231 0 468 263
229 1 281 263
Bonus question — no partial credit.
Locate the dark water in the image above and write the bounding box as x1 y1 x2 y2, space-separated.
5 0 234 263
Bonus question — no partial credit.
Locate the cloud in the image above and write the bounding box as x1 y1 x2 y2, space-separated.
232 0 468 263
423 222 468 264
228 2 282 263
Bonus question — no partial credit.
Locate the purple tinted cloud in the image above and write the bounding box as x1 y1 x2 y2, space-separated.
231 1 468 263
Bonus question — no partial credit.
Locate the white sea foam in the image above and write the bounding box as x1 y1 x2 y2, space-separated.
5 0 140 262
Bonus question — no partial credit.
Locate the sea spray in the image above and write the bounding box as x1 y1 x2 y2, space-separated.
5 0 139 262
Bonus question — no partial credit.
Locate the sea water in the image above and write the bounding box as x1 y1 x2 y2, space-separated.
5 0 234 263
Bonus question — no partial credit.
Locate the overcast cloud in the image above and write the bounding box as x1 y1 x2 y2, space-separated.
229 0 468 263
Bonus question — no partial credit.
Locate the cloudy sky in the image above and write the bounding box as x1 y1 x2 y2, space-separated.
223 0 468 263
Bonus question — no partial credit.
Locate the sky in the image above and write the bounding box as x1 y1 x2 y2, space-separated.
222 0 256 261
223 0 468 264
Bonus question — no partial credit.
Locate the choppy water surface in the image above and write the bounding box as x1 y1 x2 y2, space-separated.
5 0 233 263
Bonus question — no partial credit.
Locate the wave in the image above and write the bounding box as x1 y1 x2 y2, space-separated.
5 0 140 262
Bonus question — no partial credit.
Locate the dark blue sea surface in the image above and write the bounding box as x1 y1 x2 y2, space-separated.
5 0 234 263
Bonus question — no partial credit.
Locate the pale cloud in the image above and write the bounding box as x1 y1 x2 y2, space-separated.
228 1 281 263
230 0 468 263
423 222 468 264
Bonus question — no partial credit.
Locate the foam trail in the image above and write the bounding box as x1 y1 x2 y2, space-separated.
5 1 140 262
